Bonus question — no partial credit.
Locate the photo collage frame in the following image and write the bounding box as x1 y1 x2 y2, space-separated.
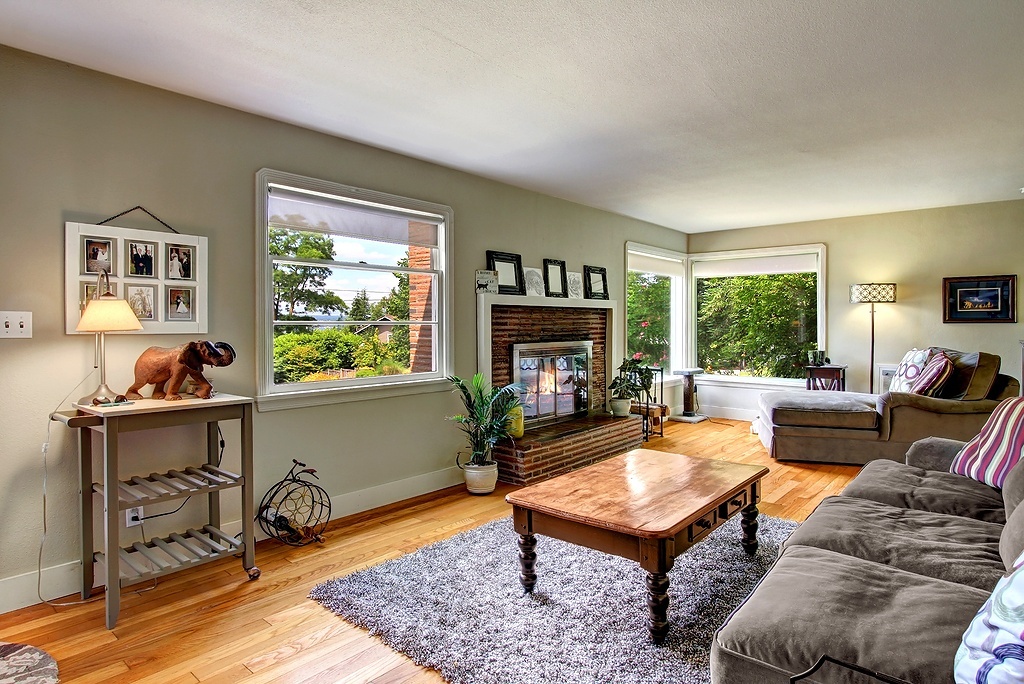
65 221 209 334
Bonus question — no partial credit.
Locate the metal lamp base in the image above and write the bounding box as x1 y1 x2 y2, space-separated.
78 383 118 406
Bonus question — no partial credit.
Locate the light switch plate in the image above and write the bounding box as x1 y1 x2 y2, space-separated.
0 311 32 338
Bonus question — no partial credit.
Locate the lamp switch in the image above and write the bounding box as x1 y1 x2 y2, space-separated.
0 311 32 338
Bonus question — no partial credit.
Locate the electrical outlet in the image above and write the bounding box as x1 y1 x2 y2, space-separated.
126 506 143 527
0 311 32 338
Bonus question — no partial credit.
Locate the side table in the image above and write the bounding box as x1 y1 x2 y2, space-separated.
51 393 259 629
806 364 847 391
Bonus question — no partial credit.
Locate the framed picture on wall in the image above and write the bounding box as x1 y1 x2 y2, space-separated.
81 236 116 275
126 284 157 321
65 222 208 334
168 286 195 321
942 275 1016 323
126 240 157 277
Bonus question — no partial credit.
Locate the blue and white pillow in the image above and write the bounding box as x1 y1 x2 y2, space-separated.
954 548 1024 683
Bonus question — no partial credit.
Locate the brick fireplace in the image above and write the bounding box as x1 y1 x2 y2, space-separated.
479 296 643 485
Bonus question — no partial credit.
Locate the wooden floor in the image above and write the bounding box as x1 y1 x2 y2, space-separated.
0 418 859 683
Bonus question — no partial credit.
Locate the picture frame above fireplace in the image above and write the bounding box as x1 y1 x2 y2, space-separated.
543 258 568 298
486 250 526 295
583 265 608 300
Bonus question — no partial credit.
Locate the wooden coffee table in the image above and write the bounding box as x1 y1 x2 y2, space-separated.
505 448 769 644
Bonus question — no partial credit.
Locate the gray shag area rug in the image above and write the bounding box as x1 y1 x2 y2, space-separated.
0 643 59 684
310 513 796 684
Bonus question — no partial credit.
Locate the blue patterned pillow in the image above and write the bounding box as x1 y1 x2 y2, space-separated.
954 548 1024 682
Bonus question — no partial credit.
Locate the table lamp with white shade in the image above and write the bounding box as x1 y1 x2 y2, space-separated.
76 270 143 405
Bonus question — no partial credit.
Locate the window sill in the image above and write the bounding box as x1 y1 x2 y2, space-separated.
256 377 452 412
695 375 804 392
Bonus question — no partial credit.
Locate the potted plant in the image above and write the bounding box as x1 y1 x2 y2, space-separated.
447 373 523 494
607 357 654 417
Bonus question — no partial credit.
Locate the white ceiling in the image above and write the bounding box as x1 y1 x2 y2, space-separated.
2 0 1023 233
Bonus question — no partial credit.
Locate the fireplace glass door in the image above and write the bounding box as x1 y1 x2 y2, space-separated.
513 341 592 426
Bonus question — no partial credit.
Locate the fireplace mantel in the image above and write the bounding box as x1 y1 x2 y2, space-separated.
476 293 622 390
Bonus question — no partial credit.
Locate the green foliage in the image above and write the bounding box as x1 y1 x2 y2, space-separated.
608 357 655 400
447 374 522 465
347 289 372 323
353 334 387 369
269 227 347 317
696 273 817 379
626 271 671 367
273 328 362 383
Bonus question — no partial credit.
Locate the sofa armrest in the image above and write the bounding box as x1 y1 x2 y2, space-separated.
877 391 1002 416
904 436 967 471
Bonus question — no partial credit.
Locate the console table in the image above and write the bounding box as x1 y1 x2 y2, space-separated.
52 393 259 629
805 364 847 391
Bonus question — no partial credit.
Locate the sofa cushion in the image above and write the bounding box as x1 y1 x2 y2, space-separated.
759 390 878 430
841 459 1005 524
1004 459 1024 519
784 496 1004 590
712 545 989 684
954 548 1024 682
950 397 1024 488
1000 503 1024 573
935 348 1001 401
889 348 932 392
908 350 953 397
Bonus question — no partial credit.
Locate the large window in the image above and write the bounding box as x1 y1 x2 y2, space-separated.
256 169 451 407
626 244 684 371
691 245 825 380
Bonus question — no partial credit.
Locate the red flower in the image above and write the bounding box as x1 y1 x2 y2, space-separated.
640 321 649 328
633 352 644 360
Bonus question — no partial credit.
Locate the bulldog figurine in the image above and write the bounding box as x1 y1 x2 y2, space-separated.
126 340 236 401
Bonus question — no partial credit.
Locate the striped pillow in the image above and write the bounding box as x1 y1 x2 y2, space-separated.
950 398 1024 488
909 351 954 397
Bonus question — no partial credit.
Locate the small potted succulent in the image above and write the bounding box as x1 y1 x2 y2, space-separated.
447 374 523 494
607 357 654 416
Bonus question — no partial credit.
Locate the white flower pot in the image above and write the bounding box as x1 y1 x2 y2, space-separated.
463 462 499 495
609 398 632 416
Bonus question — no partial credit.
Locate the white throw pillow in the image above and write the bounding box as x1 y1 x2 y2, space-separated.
954 548 1024 683
889 348 933 393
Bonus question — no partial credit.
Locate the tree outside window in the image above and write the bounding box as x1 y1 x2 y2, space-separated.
695 272 817 379
626 270 671 367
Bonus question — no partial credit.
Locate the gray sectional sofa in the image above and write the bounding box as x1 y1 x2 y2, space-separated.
757 349 1019 465
711 436 1024 683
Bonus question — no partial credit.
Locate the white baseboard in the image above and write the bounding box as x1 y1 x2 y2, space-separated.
670 403 758 422
0 465 464 616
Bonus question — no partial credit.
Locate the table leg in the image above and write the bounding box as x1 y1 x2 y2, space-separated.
646 572 670 644
103 418 121 629
241 403 258 578
741 503 760 555
517 533 537 593
206 421 221 530
79 428 94 599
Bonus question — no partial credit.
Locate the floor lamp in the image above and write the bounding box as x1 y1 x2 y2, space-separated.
849 283 897 393
77 270 143 405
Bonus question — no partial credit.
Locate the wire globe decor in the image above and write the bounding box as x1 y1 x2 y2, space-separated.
257 459 331 546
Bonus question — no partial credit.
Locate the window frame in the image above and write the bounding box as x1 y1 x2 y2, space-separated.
625 242 687 374
687 243 827 380
255 168 453 411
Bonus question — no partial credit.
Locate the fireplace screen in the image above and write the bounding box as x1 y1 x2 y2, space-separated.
512 341 592 426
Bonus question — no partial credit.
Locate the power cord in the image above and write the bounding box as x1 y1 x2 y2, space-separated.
137 425 225 522
38 370 106 607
